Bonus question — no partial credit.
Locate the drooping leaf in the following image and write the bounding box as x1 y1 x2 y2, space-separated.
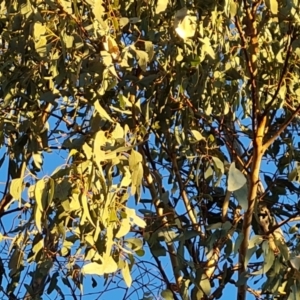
251 241 275 275
227 163 247 192
233 183 248 210
265 0 278 14
79 193 96 228
116 218 131 238
10 178 23 201
135 50 148 72
121 261 132 288
94 101 114 122
35 178 47 211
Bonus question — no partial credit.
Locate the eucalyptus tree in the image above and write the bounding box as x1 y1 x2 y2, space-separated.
0 0 300 299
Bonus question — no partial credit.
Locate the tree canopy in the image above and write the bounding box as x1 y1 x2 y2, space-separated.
1 0 300 299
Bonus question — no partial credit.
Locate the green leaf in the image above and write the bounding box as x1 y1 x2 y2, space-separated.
81 262 104 276
35 178 47 211
191 130 204 141
120 170 132 187
290 255 300 270
92 0 105 25
116 218 131 238
34 206 43 233
47 178 55 206
265 0 278 14
61 0 73 14
129 150 143 170
248 235 264 249
94 101 114 122
82 257 118 275
126 208 146 228
212 156 224 174
251 241 275 275
288 167 300 182
10 178 23 201
135 249 145 256
200 273 211 295
144 41 154 61
200 37 215 59
135 50 148 72
121 261 132 288
79 193 96 228
161 289 174 300
32 153 43 170
234 233 244 254
33 22 46 40
156 0 168 14
289 225 299 234
82 143 93 160
230 1 238 17
157 229 178 244
131 162 143 198
233 183 248 210
103 256 118 274
227 162 247 192
119 17 129 27
125 238 143 251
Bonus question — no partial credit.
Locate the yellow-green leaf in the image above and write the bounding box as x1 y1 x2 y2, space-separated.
116 218 131 238
94 101 114 122
265 0 278 14
121 261 132 287
79 193 96 227
10 178 23 201
35 178 47 211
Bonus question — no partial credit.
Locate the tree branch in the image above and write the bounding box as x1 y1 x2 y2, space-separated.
238 115 266 300
262 105 300 151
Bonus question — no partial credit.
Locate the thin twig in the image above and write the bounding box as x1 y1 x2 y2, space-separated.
263 105 300 151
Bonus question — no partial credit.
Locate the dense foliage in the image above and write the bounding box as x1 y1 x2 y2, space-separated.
1 0 300 299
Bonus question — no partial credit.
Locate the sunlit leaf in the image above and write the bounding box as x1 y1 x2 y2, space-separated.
116 218 131 238
227 162 247 192
156 0 168 14
10 178 23 201
126 208 146 228
121 261 132 287
94 101 114 122
119 17 129 27
35 178 47 211
82 262 104 276
191 130 204 141
265 0 278 14
79 193 96 228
